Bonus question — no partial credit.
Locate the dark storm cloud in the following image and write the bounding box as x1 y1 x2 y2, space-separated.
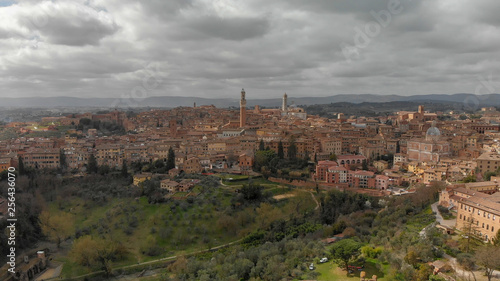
0 0 499 99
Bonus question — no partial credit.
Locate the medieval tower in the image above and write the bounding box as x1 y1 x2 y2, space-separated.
282 93 288 113
240 88 246 127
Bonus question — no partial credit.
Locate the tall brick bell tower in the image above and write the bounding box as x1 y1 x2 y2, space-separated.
240 88 246 128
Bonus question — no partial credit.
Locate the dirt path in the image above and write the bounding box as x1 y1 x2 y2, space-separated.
309 191 320 210
295 189 319 210
53 239 243 281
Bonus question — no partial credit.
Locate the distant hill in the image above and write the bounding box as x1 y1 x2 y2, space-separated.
1 93 498 108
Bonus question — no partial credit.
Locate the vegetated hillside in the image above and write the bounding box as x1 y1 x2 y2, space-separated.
0 170 321 279
1 168 464 281
303 101 466 118
2 93 500 108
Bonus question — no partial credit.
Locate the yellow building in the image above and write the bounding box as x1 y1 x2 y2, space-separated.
133 173 152 186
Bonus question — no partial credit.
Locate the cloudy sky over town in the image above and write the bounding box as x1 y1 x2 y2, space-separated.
1 0 500 99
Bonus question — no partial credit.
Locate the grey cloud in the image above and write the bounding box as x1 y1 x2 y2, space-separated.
1 0 500 99
139 0 194 17
19 3 118 46
185 15 270 41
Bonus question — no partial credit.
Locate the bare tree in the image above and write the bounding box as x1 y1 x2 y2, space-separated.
459 216 481 253
475 245 500 281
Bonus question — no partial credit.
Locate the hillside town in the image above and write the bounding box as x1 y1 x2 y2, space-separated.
2 91 500 280
1 91 499 187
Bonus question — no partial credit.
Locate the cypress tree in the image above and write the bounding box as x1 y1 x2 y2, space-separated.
121 161 129 178
18 157 25 175
288 141 297 160
88 154 98 174
166 147 176 171
278 141 284 159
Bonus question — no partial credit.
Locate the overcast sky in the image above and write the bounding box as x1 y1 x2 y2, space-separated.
1 0 500 99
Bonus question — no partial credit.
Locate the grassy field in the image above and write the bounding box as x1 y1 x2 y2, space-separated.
221 176 280 187
314 258 388 281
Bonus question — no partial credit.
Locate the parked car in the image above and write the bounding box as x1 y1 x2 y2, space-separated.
320 257 328 263
309 263 314 270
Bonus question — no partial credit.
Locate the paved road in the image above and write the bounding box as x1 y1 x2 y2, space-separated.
431 202 456 228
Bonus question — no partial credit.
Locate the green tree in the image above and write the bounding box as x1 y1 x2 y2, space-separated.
254 149 276 171
88 154 98 174
492 229 500 246
98 165 111 175
71 236 127 277
166 147 176 171
240 183 263 201
121 161 129 178
39 211 74 248
416 264 432 281
404 250 419 268
79 118 92 126
278 141 284 159
71 236 98 266
484 171 497 181
288 140 297 160
60 149 67 170
18 156 25 175
463 174 476 183
362 160 368 171
329 153 337 161
330 238 362 273
259 139 265 151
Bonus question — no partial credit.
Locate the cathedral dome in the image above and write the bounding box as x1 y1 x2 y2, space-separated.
426 121 441 141
426 126 441 137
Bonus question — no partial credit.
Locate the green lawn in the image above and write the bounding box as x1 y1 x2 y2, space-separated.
172 191 189 197
315 258 388 281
